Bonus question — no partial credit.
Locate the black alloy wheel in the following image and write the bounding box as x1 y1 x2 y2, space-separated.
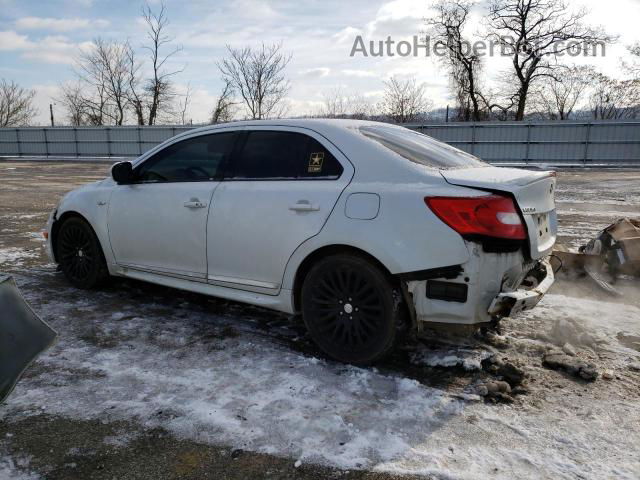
301 254 401 365
56 217 108 289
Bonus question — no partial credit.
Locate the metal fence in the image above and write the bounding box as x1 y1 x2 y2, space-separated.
0 126 193 159
409 120 640 166
1 120 639 166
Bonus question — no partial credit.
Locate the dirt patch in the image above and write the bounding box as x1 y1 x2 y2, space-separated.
1 415 423 480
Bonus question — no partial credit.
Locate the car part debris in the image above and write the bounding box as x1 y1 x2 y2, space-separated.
584 264 623 296
582 218 640 277
0 275 57 403
553 218 640 295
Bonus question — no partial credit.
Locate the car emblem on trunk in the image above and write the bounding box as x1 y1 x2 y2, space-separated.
522 206 536 213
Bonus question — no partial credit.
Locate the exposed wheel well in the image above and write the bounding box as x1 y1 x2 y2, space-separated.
292 244 398 313
51 211 96 263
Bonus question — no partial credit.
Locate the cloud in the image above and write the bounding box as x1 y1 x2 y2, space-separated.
300 67 331 78
363 0 425 38
0 30 34 50
15 17 110 32
333 27 363 44
341 69 377 78
0 30 92 64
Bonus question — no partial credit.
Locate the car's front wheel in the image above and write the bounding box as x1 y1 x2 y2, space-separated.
56 217 109 289
301 254 401 365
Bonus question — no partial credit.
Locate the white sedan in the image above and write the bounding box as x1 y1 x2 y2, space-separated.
46 119 557 364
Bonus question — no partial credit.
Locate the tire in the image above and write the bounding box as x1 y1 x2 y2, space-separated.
56 217 109 289
301 254 401 365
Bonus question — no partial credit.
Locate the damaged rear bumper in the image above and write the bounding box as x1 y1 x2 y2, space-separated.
406 241 555 327
487 258 554 318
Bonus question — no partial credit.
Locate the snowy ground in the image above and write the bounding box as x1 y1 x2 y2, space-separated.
1 162 639 479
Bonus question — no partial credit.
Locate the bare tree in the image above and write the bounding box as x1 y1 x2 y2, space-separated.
381 77 432 123
589 74 640 119
623 42 640 79
210 79 236 124
125 42 146 126
0 79 37 127
57 82 87 126
218 43 291 120
70 38 128 126
177 83 192 125
319 88 373 119
427 0 485 121
140 2 183 125
77 38 130 125
84 80 113 126
320 87 349 118
486 0 614 120
347 94 373 120
530 65 595 119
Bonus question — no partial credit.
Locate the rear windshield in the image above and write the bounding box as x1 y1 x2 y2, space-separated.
359 125 486 169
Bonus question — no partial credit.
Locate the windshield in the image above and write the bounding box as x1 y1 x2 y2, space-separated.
359 125 487 169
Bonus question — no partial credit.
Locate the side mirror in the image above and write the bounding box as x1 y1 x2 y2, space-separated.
111 161 133 184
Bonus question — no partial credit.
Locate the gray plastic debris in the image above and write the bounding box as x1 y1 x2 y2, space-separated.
0 274 57 403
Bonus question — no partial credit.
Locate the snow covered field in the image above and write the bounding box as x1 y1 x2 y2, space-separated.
1 163 639 479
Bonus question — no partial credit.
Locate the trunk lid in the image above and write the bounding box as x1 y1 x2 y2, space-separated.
440 166 557 259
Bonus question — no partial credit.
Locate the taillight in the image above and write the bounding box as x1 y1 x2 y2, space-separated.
425 195 527 240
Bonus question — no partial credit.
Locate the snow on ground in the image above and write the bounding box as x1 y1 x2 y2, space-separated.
378 393 639 479
2 278 463 470
0 247 40 268
0 454 40 480
531 294 640 362
379 293 640 479
2 278 639 478
410 348 492 372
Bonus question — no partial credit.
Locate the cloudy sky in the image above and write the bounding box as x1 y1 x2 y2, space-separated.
1 0 639 125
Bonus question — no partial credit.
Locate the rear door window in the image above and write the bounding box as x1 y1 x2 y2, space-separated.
135 132 236 183
228 130 343 179
359 125 486 169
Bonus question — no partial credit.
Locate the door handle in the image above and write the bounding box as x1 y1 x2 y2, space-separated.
289 200 319 212
183 198 207 209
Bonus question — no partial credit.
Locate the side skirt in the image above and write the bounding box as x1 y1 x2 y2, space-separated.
110 264 295 314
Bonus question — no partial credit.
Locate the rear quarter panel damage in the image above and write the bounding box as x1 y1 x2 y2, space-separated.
408 241 532 325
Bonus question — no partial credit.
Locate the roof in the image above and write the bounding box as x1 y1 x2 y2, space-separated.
184 118 402 137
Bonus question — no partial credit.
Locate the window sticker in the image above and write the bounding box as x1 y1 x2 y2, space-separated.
308 152 324 173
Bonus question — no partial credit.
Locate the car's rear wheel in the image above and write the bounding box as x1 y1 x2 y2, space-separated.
56 217 109 289
301 254 400 365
